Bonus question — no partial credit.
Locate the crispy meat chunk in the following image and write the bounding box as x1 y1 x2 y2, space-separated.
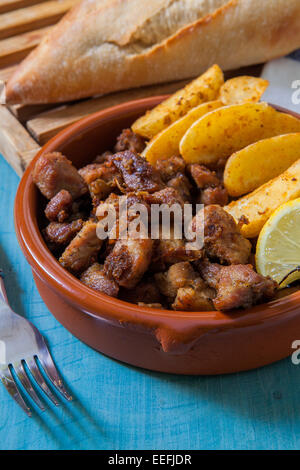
155 239 202 266
189 164 228 206
45 189 73 222
44 220 83 246
79 161 121 205
195 259 221 290
188 164 220 189
199 186 228 206
97 192 150 241
67 197 91 222
152 226 203 269
145 187 184 207
114 128 146 154
191 205 251 265
93 151 113 164
112 151 163 193
167 174 192 202
155 156 186 182
59 220 103 273
155 262 214 310
172 278 215 311
155 262 198 299
33 152 87 200
80 263 119 297
198 261 277 311
104 238 153 288
120 279 162 304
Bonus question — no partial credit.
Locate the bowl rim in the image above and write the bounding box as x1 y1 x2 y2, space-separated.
14 96 300 336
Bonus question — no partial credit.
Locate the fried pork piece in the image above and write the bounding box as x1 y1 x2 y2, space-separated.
167 173 192 202
104 238 153 288
155 156 186 182
44 219 83 246
194 259 220 289
154 238 202 266
114 128 146 154
172 278 215 311
59 220 103 273
151 225 203 270
155 262 197 299
120 279 162 304
188 164 220 188
199 186 228 206
97 192 150 241
45 189 73 222
145 187 184 206
93 151 113 164
79 161 121 205
67 196 91 222
112 151 163 193
80 263 119 297
33 152 87 200
155 262 214 311
191 205 251 265
189 164 228 206
198 261 277 311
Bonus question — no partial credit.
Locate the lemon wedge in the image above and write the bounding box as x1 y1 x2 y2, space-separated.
256 198 300 288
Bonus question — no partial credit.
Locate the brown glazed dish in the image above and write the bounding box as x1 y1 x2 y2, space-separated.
15 96 300 375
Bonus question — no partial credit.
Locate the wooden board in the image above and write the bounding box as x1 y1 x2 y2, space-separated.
0 105 40 175
0 1 48 14
0 0 79 40
0 25 52 67
0 0 264 177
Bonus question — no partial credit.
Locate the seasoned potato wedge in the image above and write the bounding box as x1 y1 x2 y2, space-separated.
224 133 300 197
180 102 300 165
225 159 300 238
142 100 223 164
219 76 269 105
131 64 224 140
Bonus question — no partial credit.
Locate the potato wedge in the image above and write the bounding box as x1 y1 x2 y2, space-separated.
142 100 223 164
131 64 224 140
224 133 300 197
180 102 300 165
225 159 300 238
219 76 269 105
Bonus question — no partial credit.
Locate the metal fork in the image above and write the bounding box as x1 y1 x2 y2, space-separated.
0 271 72 416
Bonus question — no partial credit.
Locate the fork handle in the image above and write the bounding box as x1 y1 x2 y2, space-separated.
0 272 8 304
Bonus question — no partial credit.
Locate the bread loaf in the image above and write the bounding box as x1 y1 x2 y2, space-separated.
5 0 300 104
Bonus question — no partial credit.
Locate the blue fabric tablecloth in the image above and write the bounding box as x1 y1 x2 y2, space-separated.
0 155 300 450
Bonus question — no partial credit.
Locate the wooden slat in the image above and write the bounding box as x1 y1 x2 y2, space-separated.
27 80 191 145
0 25 51 67
0 105 40 175
0 0 79 40
0 1 48 15
9 102 58 122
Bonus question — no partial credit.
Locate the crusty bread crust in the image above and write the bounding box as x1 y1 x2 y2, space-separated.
5 0 300 104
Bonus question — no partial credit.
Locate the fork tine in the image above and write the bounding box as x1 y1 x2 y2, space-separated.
14 362 45 411
0 367 31 417
26 357 59 406
37 348 72 401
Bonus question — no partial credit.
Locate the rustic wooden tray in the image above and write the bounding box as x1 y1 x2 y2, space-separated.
0 0 263 177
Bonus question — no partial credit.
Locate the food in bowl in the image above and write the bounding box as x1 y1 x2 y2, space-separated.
32 66 300 313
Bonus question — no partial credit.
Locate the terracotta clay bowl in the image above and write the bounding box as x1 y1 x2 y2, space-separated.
14 96 300 375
